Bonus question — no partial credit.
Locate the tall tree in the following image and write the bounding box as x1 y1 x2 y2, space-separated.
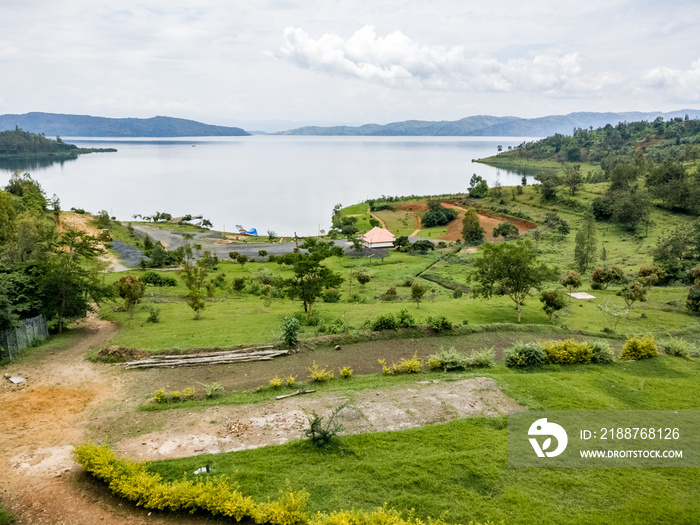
573 209 598 273
563 164 584 195
471 240 556 323
462 208 485 245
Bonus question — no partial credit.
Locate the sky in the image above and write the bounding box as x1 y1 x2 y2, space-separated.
1 0 699 131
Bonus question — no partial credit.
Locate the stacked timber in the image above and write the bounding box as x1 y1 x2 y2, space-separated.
124 346 289 369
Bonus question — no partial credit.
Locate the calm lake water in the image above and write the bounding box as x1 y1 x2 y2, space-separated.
0 136 539 236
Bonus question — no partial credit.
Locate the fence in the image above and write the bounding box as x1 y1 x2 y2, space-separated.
0 314 49 362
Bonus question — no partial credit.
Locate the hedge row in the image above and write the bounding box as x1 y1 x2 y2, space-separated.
73 442 495 525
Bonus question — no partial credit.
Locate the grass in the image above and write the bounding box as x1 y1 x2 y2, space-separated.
0 505 14 525
372 208 418 237
148 356 700 525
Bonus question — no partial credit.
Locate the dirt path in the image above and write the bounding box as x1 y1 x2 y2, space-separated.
367 208 388 229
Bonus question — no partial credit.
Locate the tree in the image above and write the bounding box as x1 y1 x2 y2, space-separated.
561 271 582 301
563 164 584 195
115 275 145 319
38 231 113 333
267 230 277 242
356 271 371 290
411 282 426 309
540 289 567 321
573 209 597 273
179 237 210 319
394 236 410 251
617 280 646 318
687 267 700 313
468 174 489 198
237 254 248 268
462 208 485 245
276 238 343 315
471 240 557 323
492 221 519 239
536 173 560 201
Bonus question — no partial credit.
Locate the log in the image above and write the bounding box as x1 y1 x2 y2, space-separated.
150 346 275 360
124 349 289 369
275 389 316 400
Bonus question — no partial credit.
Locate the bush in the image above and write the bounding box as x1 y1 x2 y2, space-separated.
304 401 348 448
286 375 297 386
269 376 283 388
429 346 495 371
397 308 416 328
146 306 161 323
371 313 398 331
425 315 452 332
661 337 696 359
198 381 224 398
282 316 300 347
588 340 616 364
504 341 547 369
620 335 658 360
317 317 347 335
339 366 353 379
379 352 422 375
308 361 334 382
381 286 398 300
72 442 310 522
542 338 593 364
183 386 196 400
322 290 342 303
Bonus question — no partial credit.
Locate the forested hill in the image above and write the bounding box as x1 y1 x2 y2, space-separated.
277 109 700 137
490 116 700 165
0 113 250 137
0 129 116 158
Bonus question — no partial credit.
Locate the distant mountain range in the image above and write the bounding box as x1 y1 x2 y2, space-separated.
0 112 249 137
277 110 700 137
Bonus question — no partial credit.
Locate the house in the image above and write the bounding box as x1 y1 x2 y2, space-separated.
362 226 395 249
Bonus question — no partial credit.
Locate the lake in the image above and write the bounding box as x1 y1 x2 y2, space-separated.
0 135 539 236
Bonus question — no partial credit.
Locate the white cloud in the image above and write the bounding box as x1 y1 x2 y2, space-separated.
277 25 619 97
642 59 700 102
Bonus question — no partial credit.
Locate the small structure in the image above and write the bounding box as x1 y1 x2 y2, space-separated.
568 292 596 300
362 226 395 249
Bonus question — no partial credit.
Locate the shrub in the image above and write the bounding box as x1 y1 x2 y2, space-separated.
153 388 166 403
397 308 416 328
429 346 494 370
308 361 334 382
282 316 301 347
183 386 196 400
339 366 353 379
588 340 616 364
146 306 161 323
371 313 398 331
620 335 658 360
72 442 309 522
304 401 348 448
198 381 224 398
142 271 178 287
426 315 452 332
269 376 283 388
170 390 180 401
317 317 347 335
382 286 398 300
379 352 422 375
286 375 297 386
661 337 696 359
322 290 342 303
504 341 547 369
468 347 496 368
453 289 463 299
542 338 593 364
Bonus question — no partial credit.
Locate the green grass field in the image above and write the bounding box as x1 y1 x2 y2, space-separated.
148 356 700 525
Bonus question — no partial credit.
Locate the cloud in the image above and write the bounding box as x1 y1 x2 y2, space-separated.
642 59 700 102
277 25 618 97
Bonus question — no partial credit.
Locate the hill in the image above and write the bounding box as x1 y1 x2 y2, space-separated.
0 128 116 159
0 112 250 137
277 109 700 137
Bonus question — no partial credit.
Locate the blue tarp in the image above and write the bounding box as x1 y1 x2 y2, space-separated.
245 228 258 235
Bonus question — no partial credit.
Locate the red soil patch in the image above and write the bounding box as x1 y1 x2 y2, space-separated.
396 201 536 242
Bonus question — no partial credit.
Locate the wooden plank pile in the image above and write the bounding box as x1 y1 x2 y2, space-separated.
124 346 289 369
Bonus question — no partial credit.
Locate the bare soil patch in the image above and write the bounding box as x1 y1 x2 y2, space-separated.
116 377 521 461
